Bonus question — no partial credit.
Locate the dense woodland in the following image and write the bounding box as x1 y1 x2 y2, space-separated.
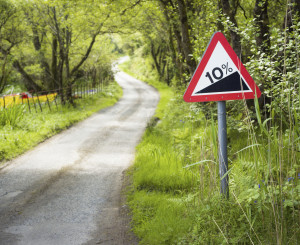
121 0 299 123
1 0 299 118
0 0 126 103
120 0 299 243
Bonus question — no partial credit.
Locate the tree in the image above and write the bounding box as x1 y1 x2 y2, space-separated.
221 0 242 58
254 0 270 53
5 0 124 103
0 0 20 92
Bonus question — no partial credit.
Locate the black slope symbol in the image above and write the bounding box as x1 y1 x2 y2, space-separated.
196 71 250 94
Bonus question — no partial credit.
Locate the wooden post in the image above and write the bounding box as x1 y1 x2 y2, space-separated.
32 95 37 113
46 94 51 111
54 90 58 110
26 97 31 113
36 92 43 112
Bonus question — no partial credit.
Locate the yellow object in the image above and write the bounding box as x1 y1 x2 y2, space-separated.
0 93 57 108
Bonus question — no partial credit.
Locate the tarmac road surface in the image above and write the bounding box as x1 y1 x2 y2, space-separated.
0 58 159 245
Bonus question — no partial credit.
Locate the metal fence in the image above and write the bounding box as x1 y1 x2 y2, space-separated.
0 79 108 113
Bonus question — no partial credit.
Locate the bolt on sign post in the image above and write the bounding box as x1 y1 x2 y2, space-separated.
183 32 261 198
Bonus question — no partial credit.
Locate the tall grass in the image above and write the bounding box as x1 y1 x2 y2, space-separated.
124 54 299 244
0 104 25 128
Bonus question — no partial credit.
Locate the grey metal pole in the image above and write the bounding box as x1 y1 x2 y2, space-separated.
218 101 229 198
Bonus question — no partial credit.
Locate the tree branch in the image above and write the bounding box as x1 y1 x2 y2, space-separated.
69 14 110 81
69 32 98 80
121 0 142 15
13 60 43 92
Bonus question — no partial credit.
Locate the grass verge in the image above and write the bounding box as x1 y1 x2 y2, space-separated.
122 56 300 244
0 81 122 164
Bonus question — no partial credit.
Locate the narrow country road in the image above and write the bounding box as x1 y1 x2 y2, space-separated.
0 59 160 245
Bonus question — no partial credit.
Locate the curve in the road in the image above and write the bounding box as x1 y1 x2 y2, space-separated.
0 68 159 245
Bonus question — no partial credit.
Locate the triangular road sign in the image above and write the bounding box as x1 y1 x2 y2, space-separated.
183 32 261 102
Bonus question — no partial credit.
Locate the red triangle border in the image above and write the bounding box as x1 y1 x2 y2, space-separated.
183 32 261 102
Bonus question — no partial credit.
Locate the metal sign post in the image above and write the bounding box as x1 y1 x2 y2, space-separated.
183 32 261 198
218 101 229 198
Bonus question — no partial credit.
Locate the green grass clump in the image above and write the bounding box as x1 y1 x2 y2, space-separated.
129 190 194 245
0 81 122 163
133 127 196 192
0 104 25 127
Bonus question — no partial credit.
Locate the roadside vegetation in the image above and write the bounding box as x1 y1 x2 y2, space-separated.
0 81 122 164
124 53 299 244
118 0 299 244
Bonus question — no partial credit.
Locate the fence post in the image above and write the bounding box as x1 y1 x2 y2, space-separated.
53 90 58 110
36 92 43 112
46 94 51 111
32 94 37 113
26 97 31 113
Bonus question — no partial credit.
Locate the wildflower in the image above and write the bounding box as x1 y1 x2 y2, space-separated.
258 184 261 188
287 177 294 182
298 173 300 179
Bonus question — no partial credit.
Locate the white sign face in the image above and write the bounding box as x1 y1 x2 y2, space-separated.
192 42 252 96
183 32 261 102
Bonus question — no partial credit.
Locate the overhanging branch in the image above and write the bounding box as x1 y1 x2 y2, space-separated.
121 0 142 15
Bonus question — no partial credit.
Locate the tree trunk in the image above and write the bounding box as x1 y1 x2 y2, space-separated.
12 60 43 92
217 0 224 32
221 0 242 58
283 0 300 32
253 0 271 113
57 33 65 104
150 41 162 78
91 68 97 87
0 56 9 93
31 24 52 89
177 0 196 75
52 6 66 104
254 0 270 53
51 36 59 90
160 0 185 82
